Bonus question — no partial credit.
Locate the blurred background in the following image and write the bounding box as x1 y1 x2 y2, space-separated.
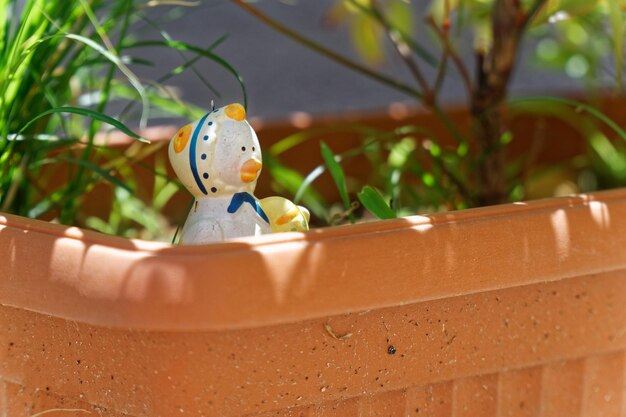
134 0 591 124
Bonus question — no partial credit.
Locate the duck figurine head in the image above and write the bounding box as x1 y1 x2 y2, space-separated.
169 103 309 245
169 103 262 197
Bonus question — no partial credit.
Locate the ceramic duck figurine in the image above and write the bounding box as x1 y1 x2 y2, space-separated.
169 103 309 244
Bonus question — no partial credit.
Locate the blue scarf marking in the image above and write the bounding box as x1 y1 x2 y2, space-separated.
227 192 269 224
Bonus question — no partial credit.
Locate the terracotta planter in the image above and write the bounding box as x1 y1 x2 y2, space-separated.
1 187 625 416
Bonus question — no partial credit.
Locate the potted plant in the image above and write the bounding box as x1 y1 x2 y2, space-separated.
1 1 626 416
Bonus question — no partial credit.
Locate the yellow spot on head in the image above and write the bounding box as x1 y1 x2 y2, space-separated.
173 124 192 153
225 103 246 121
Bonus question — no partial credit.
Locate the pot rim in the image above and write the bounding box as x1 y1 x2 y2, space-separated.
1 188 625 331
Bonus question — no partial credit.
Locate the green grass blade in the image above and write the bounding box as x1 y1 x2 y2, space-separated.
263 153 328 220
116 34 228 121
112 82 205 119
291 130 412 205
63 33 121 75
269 123 383 156
509 96 626 143
320 141 354 222
589 130 626 180
124 39 247 109
293 164 325 205
77 0 149 128
25 31 149 129
357 185 396 219
34 156 132 193
18 106 148 142
65 31 149 127
137 14 224 98
85 216 116 235
172 197 194 244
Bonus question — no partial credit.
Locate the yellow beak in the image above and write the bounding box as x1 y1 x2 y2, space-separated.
240 158 262 183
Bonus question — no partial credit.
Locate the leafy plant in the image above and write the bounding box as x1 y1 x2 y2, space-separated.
237 0 626 221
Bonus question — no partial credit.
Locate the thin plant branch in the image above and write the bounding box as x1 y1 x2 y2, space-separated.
431 102 466 144
426 16 473 98
344 0 439 68
520 118 547 191
523 0 549 27
0 153 28 212
231 0 423 99
369 0 433 102
432 0 451 95
78 0 149 129
469 0 548 205
434 157 475 205
433 49 449 95
235 0 470 147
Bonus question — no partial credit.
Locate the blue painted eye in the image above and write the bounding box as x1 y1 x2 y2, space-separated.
203 173 209 179
201 154 207 160
203 135 209 141
208 121 213 126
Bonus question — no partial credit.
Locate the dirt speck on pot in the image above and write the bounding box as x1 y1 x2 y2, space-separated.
324 323 352 341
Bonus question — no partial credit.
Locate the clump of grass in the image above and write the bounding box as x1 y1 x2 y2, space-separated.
0 0 244 240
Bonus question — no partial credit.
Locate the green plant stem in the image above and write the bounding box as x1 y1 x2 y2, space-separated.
231 0 422 100
431 102 466 144
433 48 449 95
235 0 470 151
344 0 438 67
79 0 148 127
426 16 473 99
429 153 474 204
138 13 221 97
117 34 228 121
125 39 247 109
369 0 432 100
509 96 626 143
525 0 549 25
470 0 548 205
607 0 624 94
0 152 28 212
361 1 469 147
63 0 134 223
93 0 133 134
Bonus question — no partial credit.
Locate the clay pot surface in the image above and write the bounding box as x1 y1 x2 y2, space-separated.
1 188 626 416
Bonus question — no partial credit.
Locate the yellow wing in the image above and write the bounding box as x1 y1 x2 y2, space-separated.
259 196 310 233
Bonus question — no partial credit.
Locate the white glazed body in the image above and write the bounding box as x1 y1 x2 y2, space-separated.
181 197 271 244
